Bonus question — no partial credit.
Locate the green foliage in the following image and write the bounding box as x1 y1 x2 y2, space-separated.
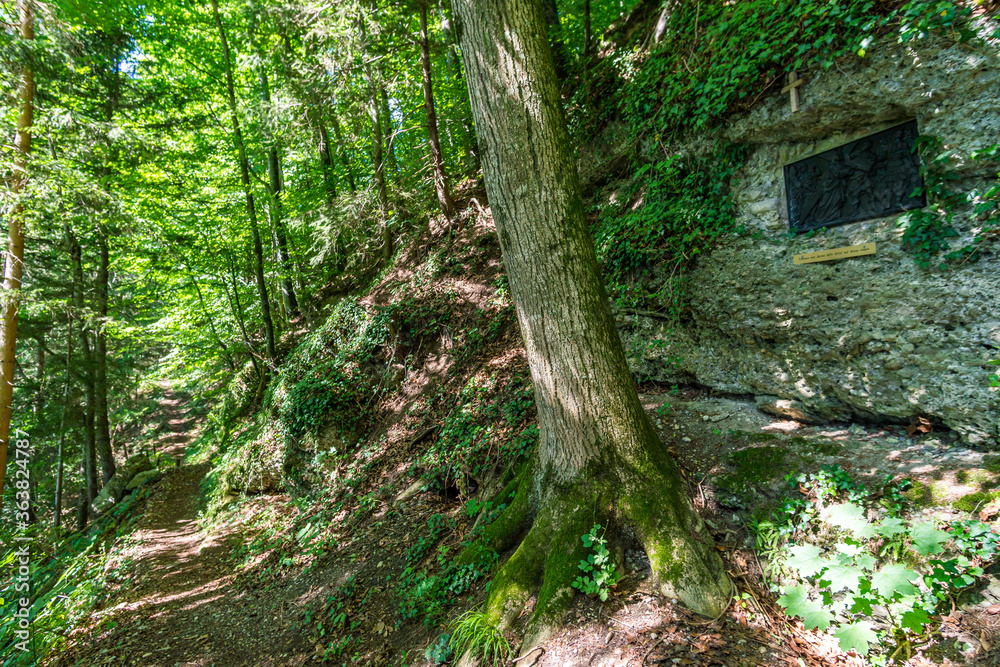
449 610 512 666
592 143 747 308
571 524 621 602
776 495 1000 658
620 0 980 140
425 633 453 665
900 140 1000 269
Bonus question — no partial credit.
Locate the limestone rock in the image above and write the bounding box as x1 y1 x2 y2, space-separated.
126 469 162 490
93 453 153 514
617 35 1000 448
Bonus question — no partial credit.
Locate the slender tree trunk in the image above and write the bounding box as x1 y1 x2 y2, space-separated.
367 80 392 262
380 86 399 184
33 333 44 416
0 0 34 500
53 316 72 530
583 0 592 57
224 252 261 380
330 111 356 194
452 0 729 652
252 39 300 321
94 224 115 484
67 226 98 509
419 2 456 221
541 0 570 80
191 277 235 370
211 0 276 362
317 121 338 205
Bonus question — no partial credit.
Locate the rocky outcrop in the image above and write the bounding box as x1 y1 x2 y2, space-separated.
92 453 153 514
615 33 1000 446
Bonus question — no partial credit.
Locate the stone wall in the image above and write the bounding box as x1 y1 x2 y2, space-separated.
614 33 1000 446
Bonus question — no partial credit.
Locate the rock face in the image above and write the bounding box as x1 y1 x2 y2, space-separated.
92 453 153 514
615 33 1000 446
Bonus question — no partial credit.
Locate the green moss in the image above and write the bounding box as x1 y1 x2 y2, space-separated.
746 432 780 443
954 492 989 513
716 446 787 495
984 455 1000 474
903 480 932 507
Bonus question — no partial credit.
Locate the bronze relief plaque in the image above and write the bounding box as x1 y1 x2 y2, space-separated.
784 120 926 233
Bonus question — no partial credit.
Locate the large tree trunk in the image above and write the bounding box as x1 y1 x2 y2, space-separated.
68 225 99 511
419 2 456 221
211 0 277 362
452 0 729 652
0 0 34 500
94 223 115 484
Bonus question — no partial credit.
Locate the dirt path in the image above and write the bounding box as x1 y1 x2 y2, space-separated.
51 392 313 667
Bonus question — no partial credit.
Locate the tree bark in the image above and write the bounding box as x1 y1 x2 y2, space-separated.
583 0 592 57
367 78 392 262
0 0 34 500
211 0 277 362
253 36 300 320
452 0 729 651
54 314 73 530
67 225 98 510
330 112 356 194
317 121 338 205
419 2 456 221
94 223 115 484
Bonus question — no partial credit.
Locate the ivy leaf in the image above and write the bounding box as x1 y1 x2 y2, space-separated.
825 503 875 539
900 608 930 633
785 544 827 578
871 563 919 599
911 522 950 555
822 564 864 593
777 584 835 631
833 620 879 655
877 517 907 538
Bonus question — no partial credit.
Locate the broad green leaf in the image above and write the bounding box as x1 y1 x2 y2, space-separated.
822 564 863 593
848 595 875 615
900 608 930 633
785 544 827 578
833 620 879 655
777 584 835 631
825 503 875 539
911 522 950 555
835 542 863 557
854 552 876 571
871 563 919 599
877 517 907 538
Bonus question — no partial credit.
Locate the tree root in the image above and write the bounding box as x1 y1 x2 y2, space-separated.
457 448 731 659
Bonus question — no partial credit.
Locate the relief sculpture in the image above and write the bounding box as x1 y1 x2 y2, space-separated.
785 120 926 233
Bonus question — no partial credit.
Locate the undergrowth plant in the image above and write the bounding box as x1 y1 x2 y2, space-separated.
571 523 621 601
449 610 511 666
766 465 1000 661
900 140 1000 269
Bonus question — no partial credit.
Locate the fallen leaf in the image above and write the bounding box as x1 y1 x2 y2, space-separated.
988 604 1000 615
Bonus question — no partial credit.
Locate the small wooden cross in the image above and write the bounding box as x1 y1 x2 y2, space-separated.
781 71 805 113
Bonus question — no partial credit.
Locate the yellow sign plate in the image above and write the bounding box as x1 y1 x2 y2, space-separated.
793 242 876 265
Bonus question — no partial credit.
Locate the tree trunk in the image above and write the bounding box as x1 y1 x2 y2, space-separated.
541 0 570 80
191 277 235 370
452 0 729 652
317 121 338 205
368 80 392 262
330 112 356 194
0 0 34 500
211 0 277 362
380 86 399 184
68 225 98 510
253 40 300 320
419 2 456 221
94 223 115 484
54 315 72 530
583 0 592 57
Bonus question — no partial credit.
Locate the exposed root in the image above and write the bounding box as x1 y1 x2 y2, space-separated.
458 446 731 658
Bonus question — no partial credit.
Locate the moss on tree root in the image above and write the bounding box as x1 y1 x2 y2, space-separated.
458 450 731 656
